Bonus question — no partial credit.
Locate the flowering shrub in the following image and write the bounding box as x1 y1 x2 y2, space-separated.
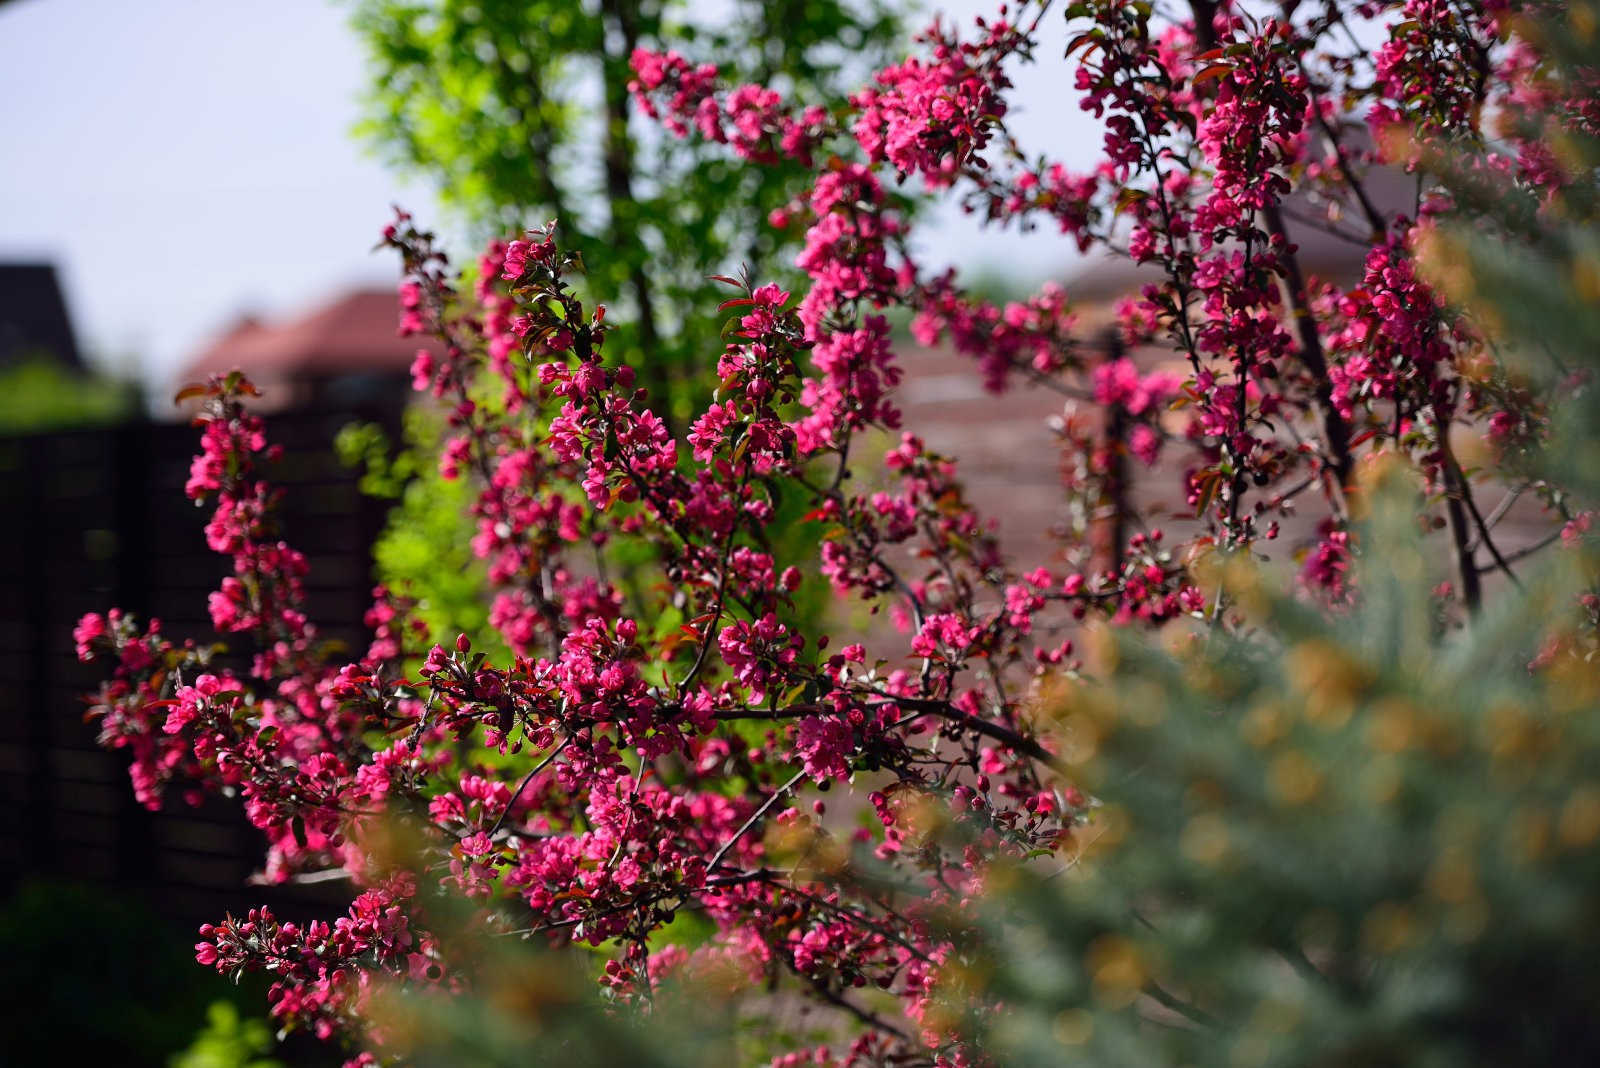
79 0 1598 1064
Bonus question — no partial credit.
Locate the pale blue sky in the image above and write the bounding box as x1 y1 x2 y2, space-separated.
0 0 1096 392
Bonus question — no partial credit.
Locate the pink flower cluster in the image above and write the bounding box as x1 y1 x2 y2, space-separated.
196 875 436 1038
851 14 1022 189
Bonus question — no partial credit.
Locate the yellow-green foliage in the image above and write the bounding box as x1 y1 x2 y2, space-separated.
0 357 137 434
169 1003 283 1068
337 406 509 663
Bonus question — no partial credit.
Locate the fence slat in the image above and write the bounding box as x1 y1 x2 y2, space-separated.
1 397 403 928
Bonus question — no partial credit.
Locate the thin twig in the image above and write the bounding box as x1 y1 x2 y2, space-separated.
486 733 572 841
707 769 808 874
797 969 910 1040
1477 527 1563 572
712 698 1057 767
1457 469 1523 589
1468 484 1525 549
493 871 767 938
756 873 939 965
676 518 741 699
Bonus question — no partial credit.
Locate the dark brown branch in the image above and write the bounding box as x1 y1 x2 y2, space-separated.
1144 980 1221 1030
486 732 572 841
1261 204 1355 500
1104 330 1131 574
598 0 675 437
712 698 1057 767
1468 484 1525 549
797 969 910 1041
1441 449 1483 613
1454 463 1524 589
1476 527 1563 572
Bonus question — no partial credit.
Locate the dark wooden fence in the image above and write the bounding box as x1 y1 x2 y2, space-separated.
0 402 401 928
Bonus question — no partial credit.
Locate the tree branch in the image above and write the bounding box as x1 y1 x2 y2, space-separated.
707 769 808 874
486 732 572 841
1261 203 1355 500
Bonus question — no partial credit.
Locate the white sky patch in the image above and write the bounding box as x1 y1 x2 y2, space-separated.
0 0 1097 390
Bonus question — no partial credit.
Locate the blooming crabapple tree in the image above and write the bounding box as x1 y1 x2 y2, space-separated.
78 0 1596 1064
632 0 1593 612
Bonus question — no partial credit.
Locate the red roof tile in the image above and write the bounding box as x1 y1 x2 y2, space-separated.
184 289 430 382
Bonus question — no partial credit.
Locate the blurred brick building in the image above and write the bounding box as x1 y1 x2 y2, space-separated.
181 288 427 413
896 211 1390 577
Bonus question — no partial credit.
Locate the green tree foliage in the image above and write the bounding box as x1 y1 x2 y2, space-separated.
169 1002 284 1068
336 408 507 660
350 0 901 410
342 0 903 647
0 357 137 433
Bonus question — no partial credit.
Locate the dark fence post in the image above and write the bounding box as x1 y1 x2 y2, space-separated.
2 396 399 922
21 434 56 879
111 417 156 889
